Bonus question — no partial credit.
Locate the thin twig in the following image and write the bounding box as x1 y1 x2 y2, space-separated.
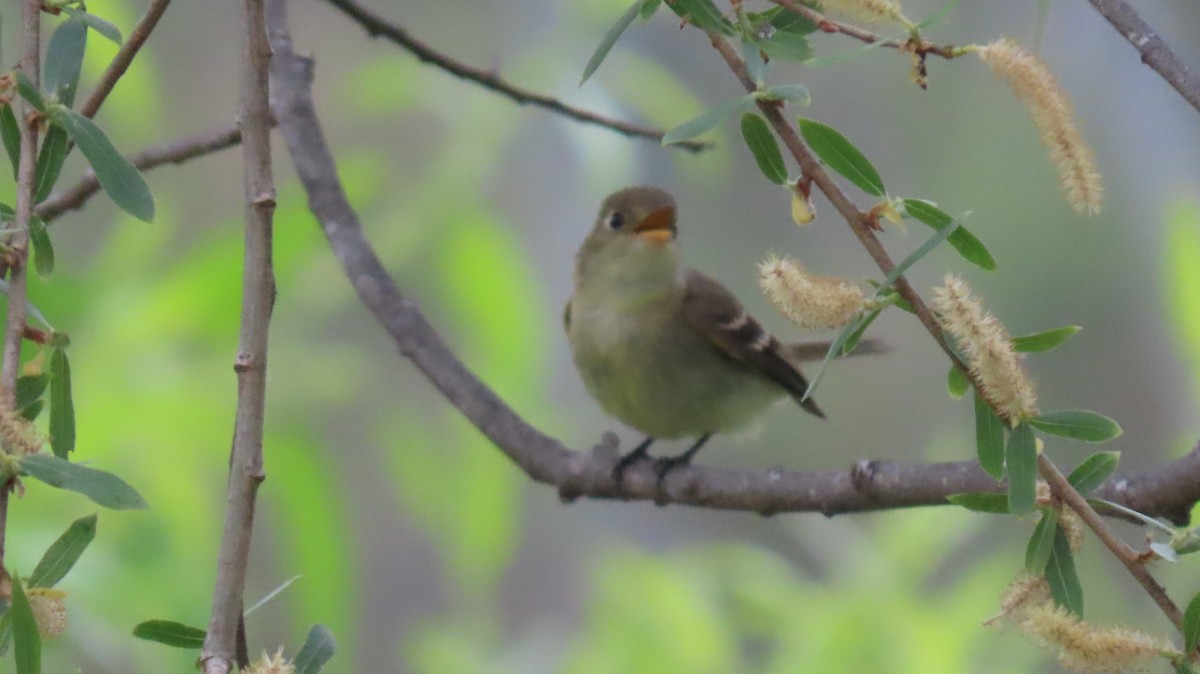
199 0 275 671
36 122 245 222
708 29 1185 632
1084 0 1200 116
78 0 173 119
265 0 1200 524
319 0 710 153
769 0 958 60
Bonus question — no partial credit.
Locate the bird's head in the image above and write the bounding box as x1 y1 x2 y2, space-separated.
575 186 681 297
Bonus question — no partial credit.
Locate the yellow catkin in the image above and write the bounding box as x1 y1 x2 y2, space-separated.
26 588 67 638
247 648 295 674
989 573 1052 625
821 0 907 24
933 275 1038 420
759 256 866 330
0 394 42 456
978 38 1104 216
1021 602 1173 673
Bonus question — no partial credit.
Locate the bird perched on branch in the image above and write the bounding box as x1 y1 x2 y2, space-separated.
565 186 863 485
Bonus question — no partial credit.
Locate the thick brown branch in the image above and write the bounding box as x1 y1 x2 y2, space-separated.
266 0 1200 524
318 0 709 153
1084 0 1200 116
36 123 245 222
78 0 173 119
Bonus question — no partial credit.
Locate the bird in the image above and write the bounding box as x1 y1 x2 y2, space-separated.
564 185 850 485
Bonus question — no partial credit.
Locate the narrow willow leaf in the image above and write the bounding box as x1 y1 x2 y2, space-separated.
755 30 812 62
14 70 46 112
579 0 643 85
757 84 809 104
20 454 148 510
42 17 87 107
801 309 870 400
10 576 40 674
798 118 885 196
1046 528 1084 615
947 366 968 399
133 620 206 649
669 0 734 34
0 278 54 330
877 218 961 292
946 492 1008 514
842 306 880 354
1066 452 1119 495
902 199 997 270
764 6 817 34
245 575 303 616
61 8 123 44
29 513 96 588
29 217 54 279
19 400 43 422
662 95 751 145
741 39 768 86
1006 423 1037 515
639 0 661 20
49 348 75 457
295 624 336 674
1012 325 1081 352
0 611 10 657
33 126 69 203
1 105 20 178
917 0 961 28
975 392 1005 479
1185 591 1200 653
740 113 787 184
803 28 907 67
14 374 49 411
48 106 155 222
1025 508 1059 573
1029 410 1122 442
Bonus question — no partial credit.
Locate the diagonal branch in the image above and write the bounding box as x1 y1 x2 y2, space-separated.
78 0 174 119
265 0 1200 525
1083 0 1200 116
769 0 958 59
319 0 710 153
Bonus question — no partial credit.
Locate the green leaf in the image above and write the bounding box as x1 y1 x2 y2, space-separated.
244 575 302 616
902 199 997 270
14 70 46 112
803 27 908 67
28 216 54 279
740 113 787 184
639 0 661 20
877 217 961 291
132 620 206 649
1066 452 1119 495
975 392 1005 480
29 513 96 588
42 17 88 107
917 0 961 28
49 348 75 457
798 118 885 196
20 454 148 510
754 30 813 62
1185 591 1200 653
1012 325 1081 352
47 106 155 222
60 7 123 45
1 105 20 178
14 374 49 412
765 6 817 34
1029 410 1122 442
1045 528 1084 615
1006 422 1037 515
946 492 1008 514
741 40 768 86
295 624 336 674
19 400 44 422
756 84 810 104
947 366 968 399
668 0 734 34
662 95 752 145
579 0 643 86
842 306 880 354
802 308 872 400
1025 508 1059 573
33 126 69 203
10 576 40 674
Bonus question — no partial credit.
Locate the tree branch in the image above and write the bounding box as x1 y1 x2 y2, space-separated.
769 0 959 60
78 0 174 119
1083 0 1200 116
265 0 1200 525
36 122 245 223
200 0 275 670
318 0 710 153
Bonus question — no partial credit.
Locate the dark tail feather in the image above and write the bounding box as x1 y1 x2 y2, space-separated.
798 395 826 419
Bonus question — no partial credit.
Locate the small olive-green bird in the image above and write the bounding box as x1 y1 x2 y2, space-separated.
565 186 846 483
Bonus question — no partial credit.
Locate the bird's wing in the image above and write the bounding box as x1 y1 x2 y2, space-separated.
681 269 825 419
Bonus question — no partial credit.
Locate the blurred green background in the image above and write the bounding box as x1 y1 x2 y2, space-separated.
2 0 1200 671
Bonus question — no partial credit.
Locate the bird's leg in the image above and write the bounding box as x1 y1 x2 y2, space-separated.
653 433 712 488
612 436 656 483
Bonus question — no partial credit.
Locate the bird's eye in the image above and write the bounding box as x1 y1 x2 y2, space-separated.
606 211 626 230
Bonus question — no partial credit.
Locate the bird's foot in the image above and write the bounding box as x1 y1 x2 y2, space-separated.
652 454 693 491
612 436 656 484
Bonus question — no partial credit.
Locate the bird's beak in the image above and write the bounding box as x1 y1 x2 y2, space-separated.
632 207 676 244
